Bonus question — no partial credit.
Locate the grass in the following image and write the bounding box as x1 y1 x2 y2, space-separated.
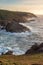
0 53 43 65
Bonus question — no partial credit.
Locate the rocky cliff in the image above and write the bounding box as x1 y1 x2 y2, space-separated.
0 10 37 32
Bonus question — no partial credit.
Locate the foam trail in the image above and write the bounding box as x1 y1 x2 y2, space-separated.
0 46 25 55
19 23 32 31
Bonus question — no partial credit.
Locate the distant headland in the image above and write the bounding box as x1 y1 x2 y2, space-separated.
0 10 37 32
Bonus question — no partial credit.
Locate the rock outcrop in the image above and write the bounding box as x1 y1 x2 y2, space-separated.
25 43 43 54
0 10 37 32
6 22 31 32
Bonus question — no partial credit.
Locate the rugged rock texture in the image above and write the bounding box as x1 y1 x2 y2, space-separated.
0 10 37 23
6 22 31 32
25 43 43 54
0 9 37 32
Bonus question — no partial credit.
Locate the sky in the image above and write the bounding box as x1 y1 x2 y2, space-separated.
0 0 43 14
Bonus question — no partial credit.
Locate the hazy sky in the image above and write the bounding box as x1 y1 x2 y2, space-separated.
0 0 43 14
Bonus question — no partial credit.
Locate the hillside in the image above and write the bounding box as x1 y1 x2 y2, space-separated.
0 9 36 23
0 10 37 32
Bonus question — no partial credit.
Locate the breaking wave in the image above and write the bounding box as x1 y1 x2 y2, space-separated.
0 16 43 55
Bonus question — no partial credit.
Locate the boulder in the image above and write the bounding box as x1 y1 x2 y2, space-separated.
39 43 43 48
38 43 43 53
25 43 43 55
25 43 39 54
31 43 39 51
6 22 31 32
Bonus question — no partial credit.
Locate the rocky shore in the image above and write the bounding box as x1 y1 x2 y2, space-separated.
25 43 43 55
0 43 43 55
0 10 37 32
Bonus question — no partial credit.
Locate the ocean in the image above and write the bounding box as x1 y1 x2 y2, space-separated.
0 15 43 55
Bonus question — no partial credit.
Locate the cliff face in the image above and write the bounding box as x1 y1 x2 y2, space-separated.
0 10 36 22
6 22 31 32
0 10 37 32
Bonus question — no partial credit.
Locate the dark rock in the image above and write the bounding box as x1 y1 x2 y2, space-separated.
0 10 37 32
6 22 31 32
31 43 39 51
0 20 12 29
25 43 43 55
5 51 13 55
25 43 39 54
39 43 43 48
38 48 43 53
25 49 32 54
0 20 7 26
38 43 43 53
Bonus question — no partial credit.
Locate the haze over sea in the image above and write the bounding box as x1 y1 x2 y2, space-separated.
0 15 43 55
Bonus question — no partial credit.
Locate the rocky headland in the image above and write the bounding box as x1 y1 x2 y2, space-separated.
0 10 37 32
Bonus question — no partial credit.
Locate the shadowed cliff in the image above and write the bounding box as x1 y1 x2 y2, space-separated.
0 10 37 32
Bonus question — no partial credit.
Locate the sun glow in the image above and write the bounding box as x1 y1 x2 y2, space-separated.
0 5 43 15
30 10 43 15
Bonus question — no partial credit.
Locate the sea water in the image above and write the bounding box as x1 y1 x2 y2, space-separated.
0 15 43 55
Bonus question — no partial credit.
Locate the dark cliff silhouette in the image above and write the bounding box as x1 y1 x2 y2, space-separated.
0 10 37 32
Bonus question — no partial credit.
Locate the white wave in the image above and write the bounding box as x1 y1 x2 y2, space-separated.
0 16 43 55
0 29 32 37
19 23 32 31
0 47 25 55
13 47 25 55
